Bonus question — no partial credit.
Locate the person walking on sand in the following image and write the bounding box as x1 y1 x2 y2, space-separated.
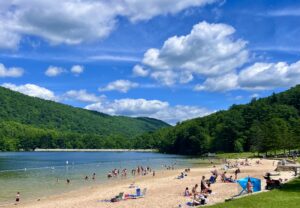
15 192 20 204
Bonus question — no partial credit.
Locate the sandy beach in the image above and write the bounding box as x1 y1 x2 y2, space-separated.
4 159 296 208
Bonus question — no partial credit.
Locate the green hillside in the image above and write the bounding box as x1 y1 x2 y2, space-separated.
0 87 169 151
133 85 300 155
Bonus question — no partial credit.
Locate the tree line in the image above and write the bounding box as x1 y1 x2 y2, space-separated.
133 85 300 155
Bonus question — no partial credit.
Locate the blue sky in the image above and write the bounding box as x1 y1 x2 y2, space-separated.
1 0 300 124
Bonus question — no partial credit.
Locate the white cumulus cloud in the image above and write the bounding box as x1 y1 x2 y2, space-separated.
85 98 212 124
63 89 105 103
45 66 65 77
194 73 238 92
99 80 139 93
238 62 293 90
0 63 24 77
0 0 217 49
132 65 149 77
195 60 300 92
139 21 248 85
2 83 57 101
71 65 84 76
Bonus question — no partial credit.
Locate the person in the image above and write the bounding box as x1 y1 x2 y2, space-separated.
200 176 207 193
247 178 253 193
85 176 89 180
15 192 20 204
184 187 191 196
92 173 96 180
67 179 70 184
107 172 112 178
193 192 208 206
192 184 199 196
221 172 227 182
153 171 155 177
211 167 218 176
227 175 235 183
234 168 240 180
203 183 212 194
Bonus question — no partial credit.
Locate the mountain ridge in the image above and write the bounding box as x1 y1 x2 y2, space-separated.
0 86 170 151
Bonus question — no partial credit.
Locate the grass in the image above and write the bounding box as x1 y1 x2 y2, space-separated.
216 152 256 159
209 177 300 208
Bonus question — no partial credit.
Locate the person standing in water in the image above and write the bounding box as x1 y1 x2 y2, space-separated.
15 192 20 204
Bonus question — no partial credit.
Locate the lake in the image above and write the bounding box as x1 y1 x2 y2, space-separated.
0 151 213 205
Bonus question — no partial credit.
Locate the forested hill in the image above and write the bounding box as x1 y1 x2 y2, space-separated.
133 85 300 155
0 87 169 151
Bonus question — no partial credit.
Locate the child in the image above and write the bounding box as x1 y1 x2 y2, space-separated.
184 187 191 196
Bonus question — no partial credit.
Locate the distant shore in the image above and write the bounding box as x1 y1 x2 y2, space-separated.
34 148 158 152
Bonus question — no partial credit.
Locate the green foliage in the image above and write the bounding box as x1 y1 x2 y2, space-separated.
210 177 300 208
216 152 256 159
0 87 169 151
135 85 300 155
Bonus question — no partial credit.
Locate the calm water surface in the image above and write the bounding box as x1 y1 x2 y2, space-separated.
0 152 213 205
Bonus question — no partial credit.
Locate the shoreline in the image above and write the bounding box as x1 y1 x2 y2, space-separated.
34 148 158 152
2 158 297 208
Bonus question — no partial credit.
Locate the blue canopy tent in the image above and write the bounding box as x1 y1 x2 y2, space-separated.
236 177 261 196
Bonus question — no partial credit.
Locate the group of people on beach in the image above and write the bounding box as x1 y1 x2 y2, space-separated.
182 159 260 206
184 175 213 206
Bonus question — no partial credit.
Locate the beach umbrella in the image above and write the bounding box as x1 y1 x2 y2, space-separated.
237 177 261 193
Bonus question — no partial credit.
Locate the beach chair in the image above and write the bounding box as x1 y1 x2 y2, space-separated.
132 188 147 199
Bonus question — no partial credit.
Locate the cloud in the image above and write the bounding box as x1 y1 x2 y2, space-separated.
250 93 259 98
0 26 21 49
63 89 105 103
88 55 140 62
2 83 57 101
99 80 139 93
0 0 217 49
123 0 218 21
139 21 248 85
132 65 149 77
238 62 292 90
45 66 65 77
195 60 300 92
265 8 300 16
194 73 238 92
0 63 24 77
85 98 212 124
71 65 84 76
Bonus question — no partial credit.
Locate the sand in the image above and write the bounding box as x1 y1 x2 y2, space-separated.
4 159 296 208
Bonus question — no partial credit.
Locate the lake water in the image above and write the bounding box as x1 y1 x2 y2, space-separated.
0 152 213 205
